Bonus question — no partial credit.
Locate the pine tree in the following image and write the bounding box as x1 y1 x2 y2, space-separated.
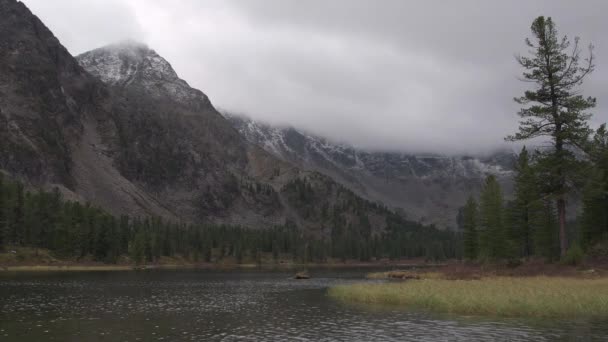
130 230 147 265
462 196 478 260
478 175 506 259
581 124 608 249
507 16 596 257
0 174 5 250
511 146 541 257
11 182 25 246
532 199 560 260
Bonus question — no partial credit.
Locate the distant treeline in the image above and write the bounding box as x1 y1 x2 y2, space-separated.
0 174 460 264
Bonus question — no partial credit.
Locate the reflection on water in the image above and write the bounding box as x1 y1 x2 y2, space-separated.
0 269 606 341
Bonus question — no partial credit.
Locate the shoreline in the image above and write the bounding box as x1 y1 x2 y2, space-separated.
0 261 446 273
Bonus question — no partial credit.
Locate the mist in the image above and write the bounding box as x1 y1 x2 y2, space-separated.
22 0 608 154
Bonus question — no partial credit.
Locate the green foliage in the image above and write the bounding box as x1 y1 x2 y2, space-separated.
462 196 478 260
0 173 5 250
587 241 608 259
508 16 595 146
562 243 584 266
459 149 563 262
478 175 506 260
531 199 560 261
0 177 461 264
459 164 562 262
580 124 608 250
507 16 596 257
510 147 538 257
282 175 461 262
130 230 147 265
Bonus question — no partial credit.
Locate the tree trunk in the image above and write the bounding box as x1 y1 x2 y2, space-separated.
557 197 567 257
523 208 530 257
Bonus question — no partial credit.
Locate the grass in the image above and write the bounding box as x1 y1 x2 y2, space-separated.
1 265 134 272
0 247 59 265
328 276 608 318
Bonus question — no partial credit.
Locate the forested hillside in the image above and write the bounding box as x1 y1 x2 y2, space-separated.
226 112 515 229
0 0 452 248
0 174 460 263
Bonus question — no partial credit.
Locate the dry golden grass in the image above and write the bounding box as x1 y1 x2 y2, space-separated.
0 265 133 272
329 276 608 318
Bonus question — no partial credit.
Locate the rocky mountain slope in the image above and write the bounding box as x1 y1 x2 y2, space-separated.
1 0 429 237
226 114 516 228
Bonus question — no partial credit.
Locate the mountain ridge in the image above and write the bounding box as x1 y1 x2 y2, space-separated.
1 0 436 242
225 112 516 228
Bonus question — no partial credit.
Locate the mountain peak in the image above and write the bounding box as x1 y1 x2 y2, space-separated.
95 39 153 58
77 40 174 86
108 39 150 49
77 41 211 109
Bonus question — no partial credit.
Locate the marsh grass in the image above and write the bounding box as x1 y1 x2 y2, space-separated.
328 277 608 318
0 265 134 272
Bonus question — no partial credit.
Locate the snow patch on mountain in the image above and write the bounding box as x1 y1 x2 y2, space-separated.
224 112 516 228
225 112 514 180
77 41 210 108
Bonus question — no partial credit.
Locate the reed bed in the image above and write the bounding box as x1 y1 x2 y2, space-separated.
328 277 608 318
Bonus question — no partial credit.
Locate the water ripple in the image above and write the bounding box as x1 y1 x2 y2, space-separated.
1 270 606 341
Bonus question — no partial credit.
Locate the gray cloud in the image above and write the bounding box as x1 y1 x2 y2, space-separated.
23 0 145 54
22 0 608 154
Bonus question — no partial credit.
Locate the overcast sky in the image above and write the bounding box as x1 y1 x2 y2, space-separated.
22 0 608 154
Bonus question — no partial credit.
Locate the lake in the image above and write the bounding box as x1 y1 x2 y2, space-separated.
0 269 606 341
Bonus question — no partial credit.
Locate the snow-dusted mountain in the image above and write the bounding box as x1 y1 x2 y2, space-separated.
78 41 212 110
225 113 516 228
75 40 515 229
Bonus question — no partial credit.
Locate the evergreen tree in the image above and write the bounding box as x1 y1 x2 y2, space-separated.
581 124 608 249
10 182 25 246
0 174 5 250
511 146 541 257
0 176 462 264
532 199 560 260
462 195 478 260
478 175 506 259
507 16 596 257
130 230 147 265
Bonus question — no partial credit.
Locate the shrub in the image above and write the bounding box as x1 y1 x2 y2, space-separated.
562 243 584 266
506 258 522 268
587 241 608 259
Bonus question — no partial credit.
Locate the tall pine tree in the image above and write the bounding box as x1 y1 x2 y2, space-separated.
507 16 595 257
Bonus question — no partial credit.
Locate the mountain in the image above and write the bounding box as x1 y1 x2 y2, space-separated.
77 40 213 111
0 0 431 239
225 114 516 228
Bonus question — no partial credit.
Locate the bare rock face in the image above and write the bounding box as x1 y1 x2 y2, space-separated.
225 113 516 228
0 0 89 186
1 0 418 237
0 0 274 225
78 41 212 110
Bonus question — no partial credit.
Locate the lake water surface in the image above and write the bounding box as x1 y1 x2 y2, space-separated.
1 269 606 341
